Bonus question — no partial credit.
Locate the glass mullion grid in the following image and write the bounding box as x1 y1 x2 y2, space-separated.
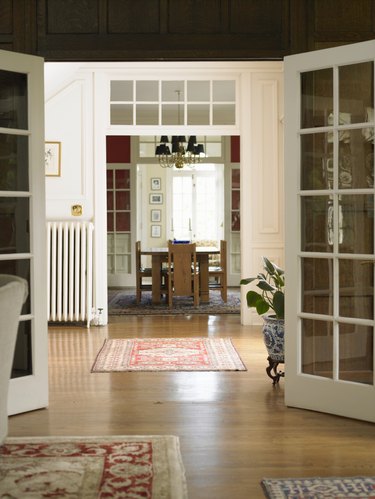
2 119 32 320
298 196 375 382
108 185 114 275
332 65 340 381
0 129 32 313
296 120 303 375
110 78 238 129
297 64 366 383
336 62 375 385
113 168 119 274
298 126 337 376
299 214 375 381
108 168 130 275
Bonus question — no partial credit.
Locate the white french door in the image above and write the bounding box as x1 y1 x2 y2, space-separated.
0 49 48 415
285 40 375 422
170 165 224 242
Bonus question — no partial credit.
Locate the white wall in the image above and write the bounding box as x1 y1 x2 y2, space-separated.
240 69 284 325
45 67 93 221
138 164 169 248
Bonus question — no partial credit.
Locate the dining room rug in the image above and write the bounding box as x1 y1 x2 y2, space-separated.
108 287 240 315
91 337 246 372
261 476 375 498
0 435 187 499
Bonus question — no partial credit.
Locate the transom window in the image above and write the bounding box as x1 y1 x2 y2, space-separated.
110 80 236 126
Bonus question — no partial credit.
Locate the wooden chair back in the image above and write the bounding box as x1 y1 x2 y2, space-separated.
135 240 141 274
208 240 227 302
219 240 227 272
135 240 152 303
168 242 199 306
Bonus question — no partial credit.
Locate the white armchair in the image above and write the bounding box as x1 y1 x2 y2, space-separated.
0 274 28 444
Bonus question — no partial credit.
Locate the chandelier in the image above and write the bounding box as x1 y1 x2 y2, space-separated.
155 135 205 169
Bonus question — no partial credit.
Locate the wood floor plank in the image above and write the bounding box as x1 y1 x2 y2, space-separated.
8 315 375 499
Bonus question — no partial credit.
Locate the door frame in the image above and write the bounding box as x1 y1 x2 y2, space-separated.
91 61 284 325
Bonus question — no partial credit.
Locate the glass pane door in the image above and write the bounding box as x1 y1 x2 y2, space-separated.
0 70 32 379
0 49 48 415
285 40 375 422
300 62 374 384
107 165 133 287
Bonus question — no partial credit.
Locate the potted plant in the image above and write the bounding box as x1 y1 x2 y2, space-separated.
240 257 285 383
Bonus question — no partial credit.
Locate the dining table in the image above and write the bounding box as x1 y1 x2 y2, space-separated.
140 246 220 304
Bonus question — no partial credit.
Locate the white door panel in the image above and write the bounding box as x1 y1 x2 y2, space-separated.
0 49 48 415
285 40 375 422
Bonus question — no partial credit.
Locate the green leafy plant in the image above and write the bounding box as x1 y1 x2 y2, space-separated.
240 257 285 319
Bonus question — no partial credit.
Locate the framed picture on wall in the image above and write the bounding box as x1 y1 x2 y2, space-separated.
151 225 161 238
149 193 163 204
45 141 61 176
151 177 161 190
151 209 161 222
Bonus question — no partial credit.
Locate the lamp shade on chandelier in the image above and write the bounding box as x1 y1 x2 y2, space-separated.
155 135 205 169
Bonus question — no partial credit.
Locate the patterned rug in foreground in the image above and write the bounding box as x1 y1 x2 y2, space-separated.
91 337 246 372
0 435 187 499
108 288 240 315
261 476 375 498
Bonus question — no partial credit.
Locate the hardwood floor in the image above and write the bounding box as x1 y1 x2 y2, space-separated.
8 314 375 498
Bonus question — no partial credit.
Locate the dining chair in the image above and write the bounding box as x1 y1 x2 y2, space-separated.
0 274 28 444
208 240 227 302
135 241 153 303
136 241 168 303
167 241 199 307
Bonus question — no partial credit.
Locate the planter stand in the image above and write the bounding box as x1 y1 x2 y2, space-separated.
262 316 285 385
266 356 284 385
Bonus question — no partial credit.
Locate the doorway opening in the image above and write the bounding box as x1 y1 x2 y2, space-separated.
106 135 241 291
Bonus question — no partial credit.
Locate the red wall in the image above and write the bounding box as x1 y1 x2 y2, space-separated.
106 136 131 163
231 136 240 163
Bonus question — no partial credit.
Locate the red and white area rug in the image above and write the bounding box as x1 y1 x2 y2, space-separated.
91 337 246 372
0 435 187 498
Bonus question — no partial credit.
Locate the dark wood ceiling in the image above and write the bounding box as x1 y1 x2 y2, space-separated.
1 0 375 61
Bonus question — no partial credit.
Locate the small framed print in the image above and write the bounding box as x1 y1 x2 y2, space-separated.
151 177 161 190
149 193 163 204
151 225 161 238
151 209 161 222
45 141 61 176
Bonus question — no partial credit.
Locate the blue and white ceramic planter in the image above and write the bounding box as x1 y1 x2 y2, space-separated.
262 315 284 362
